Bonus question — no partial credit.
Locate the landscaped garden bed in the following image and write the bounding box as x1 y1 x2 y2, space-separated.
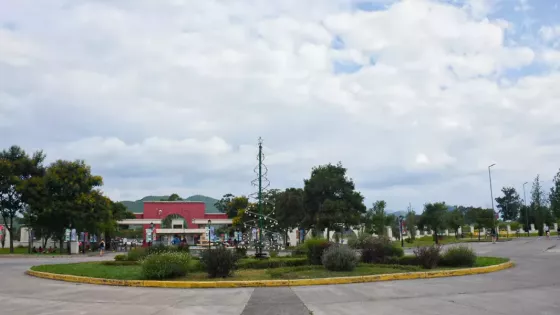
29 239 511 285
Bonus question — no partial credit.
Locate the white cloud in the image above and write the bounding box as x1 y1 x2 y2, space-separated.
1 0 559 210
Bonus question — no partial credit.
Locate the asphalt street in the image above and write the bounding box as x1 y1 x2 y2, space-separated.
0 238 558 315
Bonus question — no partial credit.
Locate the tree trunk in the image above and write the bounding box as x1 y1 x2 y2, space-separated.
433 231 438 244
326 228 330 241
59 238 63 255
478 228 481 241
9 217 14 253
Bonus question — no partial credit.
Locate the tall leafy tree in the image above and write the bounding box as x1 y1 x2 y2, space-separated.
0 146 45 253
405 205 417 241
43 160 104 251
446 207 465 238
417 202 448 244
530 175 553 236
466 207 494 241
549 169 560 219
495 187 522 221
274 188 305 245
161 193 181 201
303 162 366 238
363 200 392 236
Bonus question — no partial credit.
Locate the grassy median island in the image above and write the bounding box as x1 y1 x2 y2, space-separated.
30 256 509 282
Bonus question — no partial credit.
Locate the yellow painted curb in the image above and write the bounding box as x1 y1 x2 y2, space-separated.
26 261 514 289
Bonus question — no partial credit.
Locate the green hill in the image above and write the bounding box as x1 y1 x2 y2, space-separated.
120 195 221 214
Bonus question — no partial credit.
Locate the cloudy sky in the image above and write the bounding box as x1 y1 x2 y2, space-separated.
1 0 560 212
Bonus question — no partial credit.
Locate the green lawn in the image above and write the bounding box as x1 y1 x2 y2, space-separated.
30 256 508 282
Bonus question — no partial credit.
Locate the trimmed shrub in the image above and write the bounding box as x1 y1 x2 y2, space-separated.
440 245 477 267
238 257 308 269
305 238 332 265
269 250 279 258
141 252 191 280
347 232 374 249
126 247 147 261
322 245 358 271
127 245 189 261
200 247 239 278
413 245 441 269
176 243 190 253
145 243 170 256
291 243 307 257
235 247 248 259
114 254 127 261
361 237 404 263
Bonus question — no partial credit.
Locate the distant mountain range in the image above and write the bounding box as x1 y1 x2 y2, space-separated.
120 195 221 214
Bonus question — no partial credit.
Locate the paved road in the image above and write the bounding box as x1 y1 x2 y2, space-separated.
0 238 558 315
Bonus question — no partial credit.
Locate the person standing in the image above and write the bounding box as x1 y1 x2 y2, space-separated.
99 240 105 257
544 225 550 240
491 227 497 244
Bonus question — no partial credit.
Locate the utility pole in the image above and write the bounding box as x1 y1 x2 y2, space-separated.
488 164 497 240
523 182 529 236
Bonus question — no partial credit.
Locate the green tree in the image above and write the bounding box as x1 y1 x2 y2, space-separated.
160 193 181 201
405 205 417 241
417 202 448 244
495 187 522 221
42 160 104 251
274 188 305 246
0 146 45 253
302 162 366 238
446 207 465 238
549 169 560 219
363 200 392 236
215 193 242 218
530 175 553 236
465 207 494 241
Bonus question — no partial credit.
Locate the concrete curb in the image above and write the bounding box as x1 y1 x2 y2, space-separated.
26 261 514 288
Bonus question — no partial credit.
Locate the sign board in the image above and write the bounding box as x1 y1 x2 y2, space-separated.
64 229 71 242
146 229 153 242
70 229 77 242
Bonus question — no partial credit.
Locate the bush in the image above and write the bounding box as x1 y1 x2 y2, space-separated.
126 247 147 261
269 250 279 258
305 238 332 265
361 237 404 263
440 245 477 267
413 245 441 269
114 254 127 261
235 247 247 259
141 252 191 280
200 247 238 278
238 257 308 269
127 245 189 261
176 243 190 253
347 232 374 249
291 243 307 257
322 245 358 271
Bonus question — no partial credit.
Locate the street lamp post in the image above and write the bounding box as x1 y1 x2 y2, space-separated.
488 164 497 241
523 182 529 236
207 219 212 250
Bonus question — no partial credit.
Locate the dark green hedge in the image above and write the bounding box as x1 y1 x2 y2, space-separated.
238 257 308 269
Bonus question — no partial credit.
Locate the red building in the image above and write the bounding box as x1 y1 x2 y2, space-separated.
118 201 231 245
